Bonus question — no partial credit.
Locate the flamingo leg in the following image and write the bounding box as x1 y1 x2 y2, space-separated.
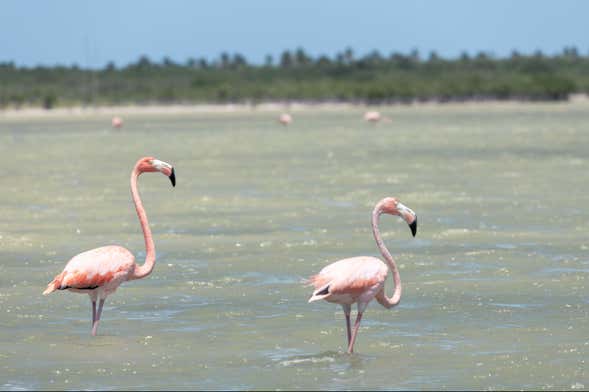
342 304 352 345
91 301 96 327
91 299 105 336
347 311 364 354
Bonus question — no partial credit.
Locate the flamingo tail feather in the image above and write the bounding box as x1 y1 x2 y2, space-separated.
43 282 57 295
42 274 63 295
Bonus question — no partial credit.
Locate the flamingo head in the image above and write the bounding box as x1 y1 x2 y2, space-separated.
380 197 417 237
136 156 176 187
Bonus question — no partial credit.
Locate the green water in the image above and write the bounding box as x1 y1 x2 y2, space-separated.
0 103 588 390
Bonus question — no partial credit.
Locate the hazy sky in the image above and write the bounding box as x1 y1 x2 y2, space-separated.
2 0 589 68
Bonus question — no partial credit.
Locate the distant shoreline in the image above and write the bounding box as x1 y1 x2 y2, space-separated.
1 94 588 119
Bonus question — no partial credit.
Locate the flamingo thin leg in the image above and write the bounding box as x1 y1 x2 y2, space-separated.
347 311 364 354
91 301 96 327
92 299 105 336
342 304 352 345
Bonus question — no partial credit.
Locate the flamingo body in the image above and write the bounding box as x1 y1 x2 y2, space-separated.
309 257 387 306
279 113 292 125
43 246 134 297
112 116 123 128
363 111 391 123
364 111 381 122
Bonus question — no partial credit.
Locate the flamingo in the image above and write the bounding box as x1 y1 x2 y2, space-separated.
278 113 292 126
308 197 417 353
363 111 391 123
43 157 176 336
112 116 123 128
364 111 381 122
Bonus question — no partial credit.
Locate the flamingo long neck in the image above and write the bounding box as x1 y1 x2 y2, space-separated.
129 167 156 280
372 203 402 308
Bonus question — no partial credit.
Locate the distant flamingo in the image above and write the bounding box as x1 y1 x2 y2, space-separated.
308 197 417 353
363 111 391 123
43 157 176 336
112 116 123 128
364 111 381 122
278 113 292 126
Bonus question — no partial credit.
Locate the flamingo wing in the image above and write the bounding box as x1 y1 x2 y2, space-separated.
43 246 135 294
308 256 388 303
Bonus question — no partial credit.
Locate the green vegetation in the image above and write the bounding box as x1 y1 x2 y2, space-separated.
1 47 588 108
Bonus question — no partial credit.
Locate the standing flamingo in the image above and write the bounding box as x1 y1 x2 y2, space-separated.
308 197 417 353
278 113 292 126
43 157 176 336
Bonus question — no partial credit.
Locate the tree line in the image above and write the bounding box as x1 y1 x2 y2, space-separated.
1 46 588 109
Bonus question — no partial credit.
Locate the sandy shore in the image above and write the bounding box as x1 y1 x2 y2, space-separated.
0 102 360 118
1 95 588 119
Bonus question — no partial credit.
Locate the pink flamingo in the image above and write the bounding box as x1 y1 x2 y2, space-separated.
308 197 417 353
278 113 292 126
43 157 176 336
363 111 391 123
112 116 123 128
364 111 381 122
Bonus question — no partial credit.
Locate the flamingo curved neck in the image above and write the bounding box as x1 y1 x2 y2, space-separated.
129 167 155 280
372 203 402 307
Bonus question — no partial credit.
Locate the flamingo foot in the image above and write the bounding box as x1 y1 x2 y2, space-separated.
347 340 356 354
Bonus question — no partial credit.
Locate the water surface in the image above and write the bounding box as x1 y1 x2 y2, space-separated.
0 103 588 390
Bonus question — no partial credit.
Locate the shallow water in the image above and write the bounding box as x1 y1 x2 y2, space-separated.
0 103 588 390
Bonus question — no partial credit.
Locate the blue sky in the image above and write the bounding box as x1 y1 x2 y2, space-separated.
2 0 589 68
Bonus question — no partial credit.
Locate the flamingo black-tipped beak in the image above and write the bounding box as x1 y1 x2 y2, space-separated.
169 168 176 187
397 202 417 237
409 217 417 237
